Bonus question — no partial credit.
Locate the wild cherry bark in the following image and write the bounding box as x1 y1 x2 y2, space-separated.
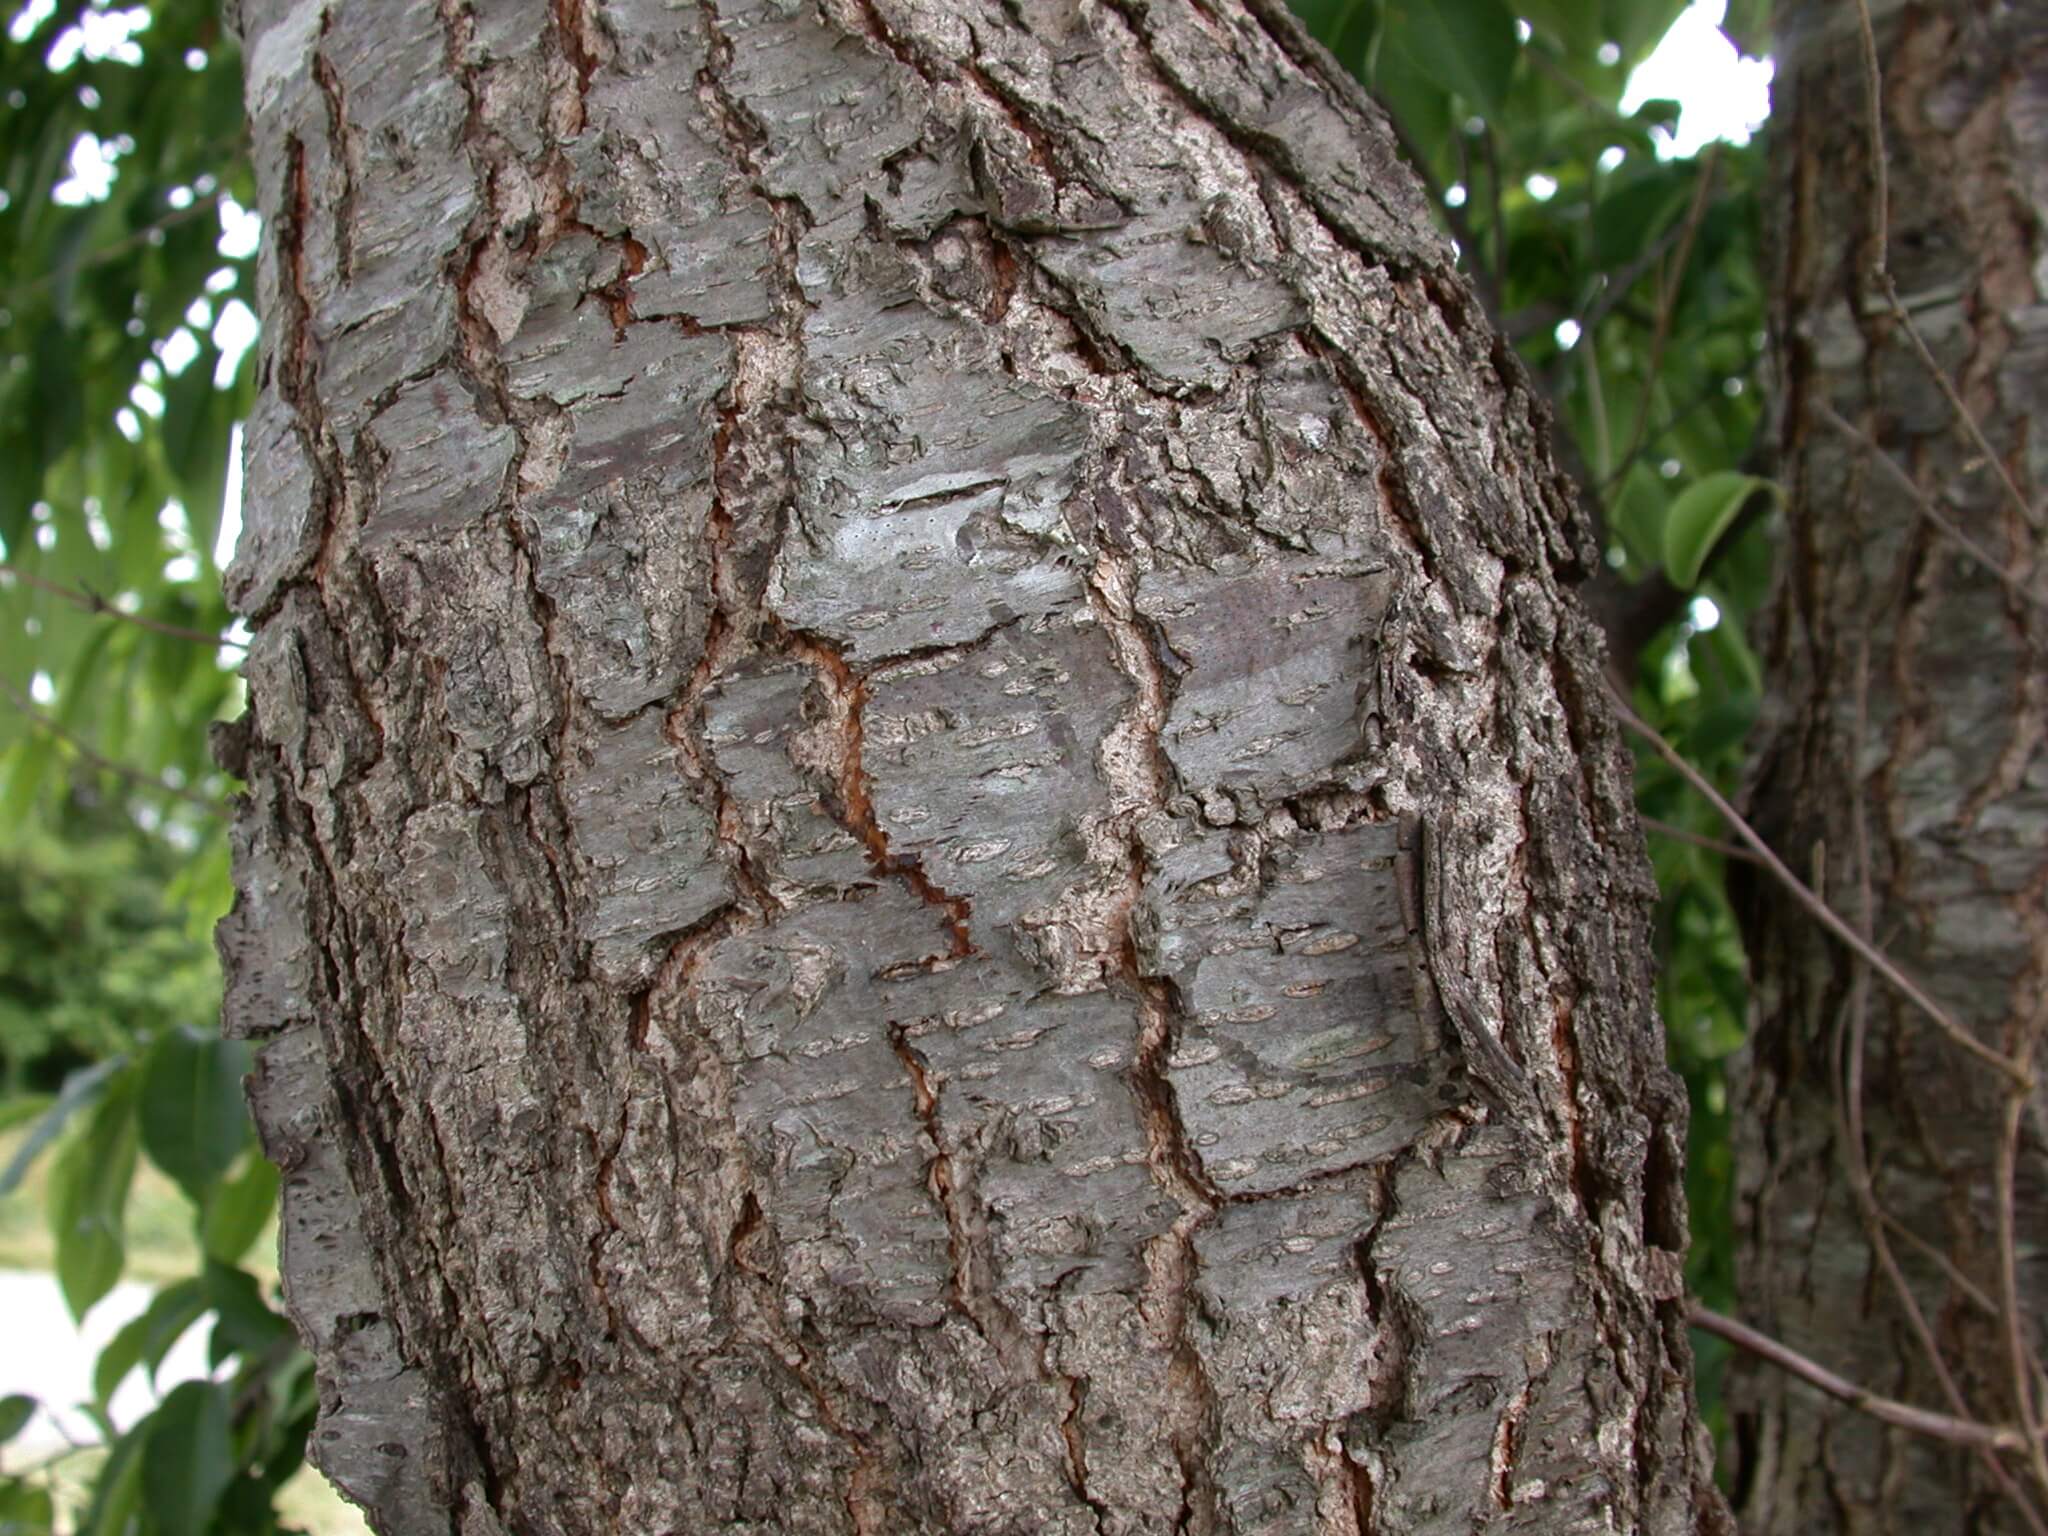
1729 1 2048 1530
218 0 1724 1530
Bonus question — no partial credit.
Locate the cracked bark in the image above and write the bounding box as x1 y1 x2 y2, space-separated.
1728 3 2048 1531
220 0 1726 1530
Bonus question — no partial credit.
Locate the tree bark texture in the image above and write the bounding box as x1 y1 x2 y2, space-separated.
1730 2 2048 1530
218 1 1722 1531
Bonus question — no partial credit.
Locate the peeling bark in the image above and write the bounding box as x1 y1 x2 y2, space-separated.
1730 2 2048 1531
221 0 1725 1530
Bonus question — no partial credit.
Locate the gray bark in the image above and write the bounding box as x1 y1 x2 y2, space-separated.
1730 1 2048 1529
218 1 1724 1531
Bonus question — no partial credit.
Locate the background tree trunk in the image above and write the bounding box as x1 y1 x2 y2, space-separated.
219 0 1725 1530
1730 1 2048 1529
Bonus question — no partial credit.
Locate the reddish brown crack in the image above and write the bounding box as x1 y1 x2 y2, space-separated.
782 628 976 962
888 1022 1102 1511
549 0 602 134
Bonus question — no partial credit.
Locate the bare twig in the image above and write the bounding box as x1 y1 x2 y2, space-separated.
1851 0 1889 284
1690 1303 2033 1454
1640 814 1761 864
1999 1072 2048 1496
1583 327 1613 481
1481 124 1509 320
1831 638 2048 1528
0 676 218 811
1614 149 1720 478
1816 405 2043 607
0 561 242 650
1848 0 2041 534
1878 276 2044 533
5 190 228 306
1877 1210 2003 1319
1609 687 2028 1084
1380 108 1506 324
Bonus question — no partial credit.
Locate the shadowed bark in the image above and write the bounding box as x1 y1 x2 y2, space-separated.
1730 1 2048 1529
218 0 1726 1530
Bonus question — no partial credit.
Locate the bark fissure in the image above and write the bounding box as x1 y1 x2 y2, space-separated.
224 0 1727 1527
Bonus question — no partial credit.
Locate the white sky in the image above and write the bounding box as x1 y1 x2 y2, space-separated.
1623 0 1774 158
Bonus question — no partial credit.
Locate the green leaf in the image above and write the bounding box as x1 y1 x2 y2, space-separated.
0 1476 55 1532
48 1065 140 1322
1383 0 1518 114
200 1150 280 1266
77 1420 146 1536
0 1395 34 1446
1663 471 1777 588
0 1057 124 1196
0 1095 54 1136
141 1381 234 1536
139 1025 253 1203
204 1261 291 1368
1720 0 1770 54
93 1278 207 1404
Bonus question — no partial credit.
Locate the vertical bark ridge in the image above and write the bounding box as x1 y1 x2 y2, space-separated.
221 0 1727 1529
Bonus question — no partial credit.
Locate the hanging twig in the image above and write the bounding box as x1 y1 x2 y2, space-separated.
1639 814 1761 864
1815 405 2043 607
1481 124 1509 321
4 190 229 306
1829 636 2048 1529
1849 0 2041 535
1690 1304 2034 1454
0 561 242 650
0 676 219 811
1613 148 1720 479
1608 687 2028 1084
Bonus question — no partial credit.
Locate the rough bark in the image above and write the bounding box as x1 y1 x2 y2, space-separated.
1729 2 2048 1530
218 1 1723 1531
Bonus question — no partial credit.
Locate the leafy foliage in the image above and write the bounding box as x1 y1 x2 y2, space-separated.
0 0 253 838
0 796 221 1094
0 4 309 1528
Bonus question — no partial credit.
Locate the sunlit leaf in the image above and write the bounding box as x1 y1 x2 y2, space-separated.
1663 470 1776 588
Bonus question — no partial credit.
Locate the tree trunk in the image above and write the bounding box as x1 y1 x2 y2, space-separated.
218 1 1725 1530
1729 1 2048 1530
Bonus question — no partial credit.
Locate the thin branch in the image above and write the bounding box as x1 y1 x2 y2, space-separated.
0 676 219 811
1999 1073 2048 1495
1608 687 2029 1085
1690 1303 2031 1454
1640 814 1761 864
1831 637 2048 1529
1573 210 1695 353
1583 326 1613 482
1847 0 2041 534
1852 0 1889 285
1481 124 1509 320
1815 405 2044 608
1380 108 1508 326
1878 274 2044 533
1597 368 1729 499
0 561 243 650
1614 148 1720 479
1877 1210 2003 1319
5 190 228 306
